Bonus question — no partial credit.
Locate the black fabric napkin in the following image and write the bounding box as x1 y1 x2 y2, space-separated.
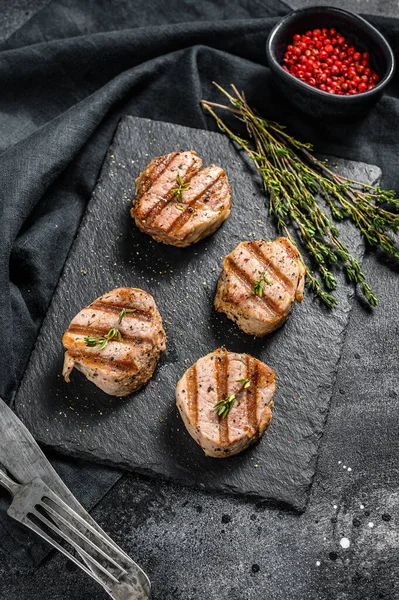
0 0 398 567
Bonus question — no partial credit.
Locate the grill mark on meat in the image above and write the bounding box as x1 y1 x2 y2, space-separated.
175 349 276 458
166 170 225 235
133 152 231 248
62 287 166 396
136 152 179 196
143 162 200 225
214 238 304 337
248 241 293 294
216 350 230 446
225 257 280 318
67 351 137 373
90 301 152 320
245 355 258 435
254 362 260 431
186 364 198 428
67 324 155 346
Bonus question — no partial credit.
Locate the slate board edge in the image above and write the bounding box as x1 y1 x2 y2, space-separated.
14 116 382 514
298 160 382 503
41 439 303 511
14 116 309 511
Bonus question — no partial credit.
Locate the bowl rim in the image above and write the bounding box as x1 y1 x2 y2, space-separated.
266 5 396 102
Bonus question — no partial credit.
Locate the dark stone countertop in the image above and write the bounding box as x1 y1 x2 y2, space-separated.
0 1 398 599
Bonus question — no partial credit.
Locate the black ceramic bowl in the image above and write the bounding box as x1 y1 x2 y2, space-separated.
266 6 395 119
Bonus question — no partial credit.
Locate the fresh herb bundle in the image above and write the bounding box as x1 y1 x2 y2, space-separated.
201 83 399 308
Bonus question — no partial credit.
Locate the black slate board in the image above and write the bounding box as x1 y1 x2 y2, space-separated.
14 117 381 512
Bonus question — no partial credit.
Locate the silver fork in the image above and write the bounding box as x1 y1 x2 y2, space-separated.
0 468 150 600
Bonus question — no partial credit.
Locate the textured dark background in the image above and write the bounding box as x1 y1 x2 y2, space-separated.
0 1 399 600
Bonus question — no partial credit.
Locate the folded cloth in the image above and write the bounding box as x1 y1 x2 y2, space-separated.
0 0 290 568
0 0 398 567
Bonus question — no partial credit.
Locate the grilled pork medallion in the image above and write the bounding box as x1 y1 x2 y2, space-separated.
176 348 276 458
214 237 305 337
131 151 231 247
62 288 166 396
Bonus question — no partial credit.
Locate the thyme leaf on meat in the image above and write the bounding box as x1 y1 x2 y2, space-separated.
118 308 136 324
252 272 270 297
201 83 399 308
84 328 122 350
175 204 185 211
214 394 236 418
171 174 190 201
236 377 251 389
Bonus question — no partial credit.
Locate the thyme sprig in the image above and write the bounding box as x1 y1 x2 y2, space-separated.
171 174 190 201
214 394 236 418
236 377 251 389
118 308 136 324
214 378 251 418
84 328 122 350
201 83 399 307
252 271 271 297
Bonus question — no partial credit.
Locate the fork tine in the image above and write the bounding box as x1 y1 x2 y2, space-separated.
18 514 106 588
42 501 128 574
30 508 120 584
5 476 151 599
41 491 131 563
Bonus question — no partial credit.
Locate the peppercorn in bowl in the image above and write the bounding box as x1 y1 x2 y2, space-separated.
266 6 395 119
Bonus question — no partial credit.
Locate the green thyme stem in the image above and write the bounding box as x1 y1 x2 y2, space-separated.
214 394 236 418
201 84 399 307
214 377 252 418
171 174 190 201
236 377 251 388
252 272 271 297
84 328 122 350
118 308 136 324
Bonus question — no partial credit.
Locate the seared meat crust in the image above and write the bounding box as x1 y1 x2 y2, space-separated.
132 151 231 247
62 287 166 396
214 237 305 337
176 348 276 458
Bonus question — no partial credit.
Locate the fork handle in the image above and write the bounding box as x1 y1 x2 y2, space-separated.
0 468 20 496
